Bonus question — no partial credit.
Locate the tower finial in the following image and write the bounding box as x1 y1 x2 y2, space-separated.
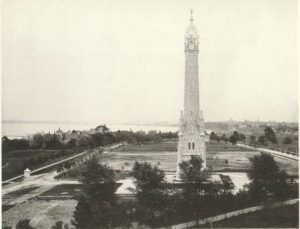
190 9 193 22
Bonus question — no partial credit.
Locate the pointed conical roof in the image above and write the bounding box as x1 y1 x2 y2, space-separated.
185 9 199 51
186 9 198 38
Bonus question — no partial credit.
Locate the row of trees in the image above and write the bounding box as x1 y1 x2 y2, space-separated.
210 131 246 145
2 137 30 159
68 130 177 149
250 127 295 147
210 127 294 147
2 128 178 157
249 127 278 146
21 150 74 171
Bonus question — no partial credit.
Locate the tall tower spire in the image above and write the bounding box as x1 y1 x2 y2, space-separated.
176 11 206 180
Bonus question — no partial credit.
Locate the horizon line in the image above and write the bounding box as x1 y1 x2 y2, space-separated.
2 119 298 125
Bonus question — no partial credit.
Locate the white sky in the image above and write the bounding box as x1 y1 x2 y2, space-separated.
2 0 298 123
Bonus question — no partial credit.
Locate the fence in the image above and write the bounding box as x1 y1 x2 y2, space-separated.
157 198 299 229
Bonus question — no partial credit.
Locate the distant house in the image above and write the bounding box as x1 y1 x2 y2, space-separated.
95 125 109 133
54 128 64 141
239 124 247 128
87 128 97 135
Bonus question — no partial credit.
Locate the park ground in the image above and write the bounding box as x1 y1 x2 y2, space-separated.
2 140 299 228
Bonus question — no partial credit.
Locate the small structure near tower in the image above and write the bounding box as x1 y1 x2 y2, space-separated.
176 10 207 180
24 168 31 179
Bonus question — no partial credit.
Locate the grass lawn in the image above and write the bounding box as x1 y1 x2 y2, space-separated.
108 141 297 175
197 203 299 228
113 141 254 153
2 199 77 228
39 183 121 199
4 186 39 198
113 141 177 152
206 142 255 152
2 204 15 213
39 184 82 198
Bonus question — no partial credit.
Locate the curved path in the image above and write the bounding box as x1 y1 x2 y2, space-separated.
2 142 126 205
237 144 298 162
2 149 93 184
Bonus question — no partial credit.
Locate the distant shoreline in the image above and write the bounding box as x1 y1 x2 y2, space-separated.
1 122 179 139
2 120 179 127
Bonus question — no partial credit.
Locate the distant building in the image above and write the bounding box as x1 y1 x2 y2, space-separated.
239 124 247 128
54 128 64 141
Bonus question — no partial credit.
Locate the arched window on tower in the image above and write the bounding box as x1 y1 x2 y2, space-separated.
188 142 191 150
192 142 195 150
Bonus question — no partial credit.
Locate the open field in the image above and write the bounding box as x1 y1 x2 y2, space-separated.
4 186 39 198
206 142 255 152
39 184 82 199
38 183 121 199
2 199 77 228
197 203 299 228
102 142 298 175
113 141 255 152
113 141 177 152
101 151 261 173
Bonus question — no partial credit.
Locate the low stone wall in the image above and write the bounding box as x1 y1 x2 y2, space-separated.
157 198 299 229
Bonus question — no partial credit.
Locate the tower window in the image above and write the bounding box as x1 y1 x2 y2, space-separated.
188 142 191 150
192 142 195 150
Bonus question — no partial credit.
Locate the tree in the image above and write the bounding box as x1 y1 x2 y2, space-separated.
66 138 77 149
131 161 165 203
179 155 210 199
247 153 289 201
219 175 235 195
229 132 238 145
249 135 257 146
96 125 110 133
179 155 209 183
16 219 36 229
73 158 129 229
258 135 266 145
63 161 71 170
131 162 168 227
2 137 30 159
283 136 292 144
31 133 44 149
77 136 93 149
178 156 216 221
57 164 64 173
220 134 228 142
238 133 246 142
45 134 62 149
210 132 217 141
264 127 278 144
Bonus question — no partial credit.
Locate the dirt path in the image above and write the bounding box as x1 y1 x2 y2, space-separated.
2 171 80 206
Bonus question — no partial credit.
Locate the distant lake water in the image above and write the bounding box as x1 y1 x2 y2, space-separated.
1 122 178 138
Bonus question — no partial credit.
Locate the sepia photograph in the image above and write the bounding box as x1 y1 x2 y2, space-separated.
1 0 299 228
